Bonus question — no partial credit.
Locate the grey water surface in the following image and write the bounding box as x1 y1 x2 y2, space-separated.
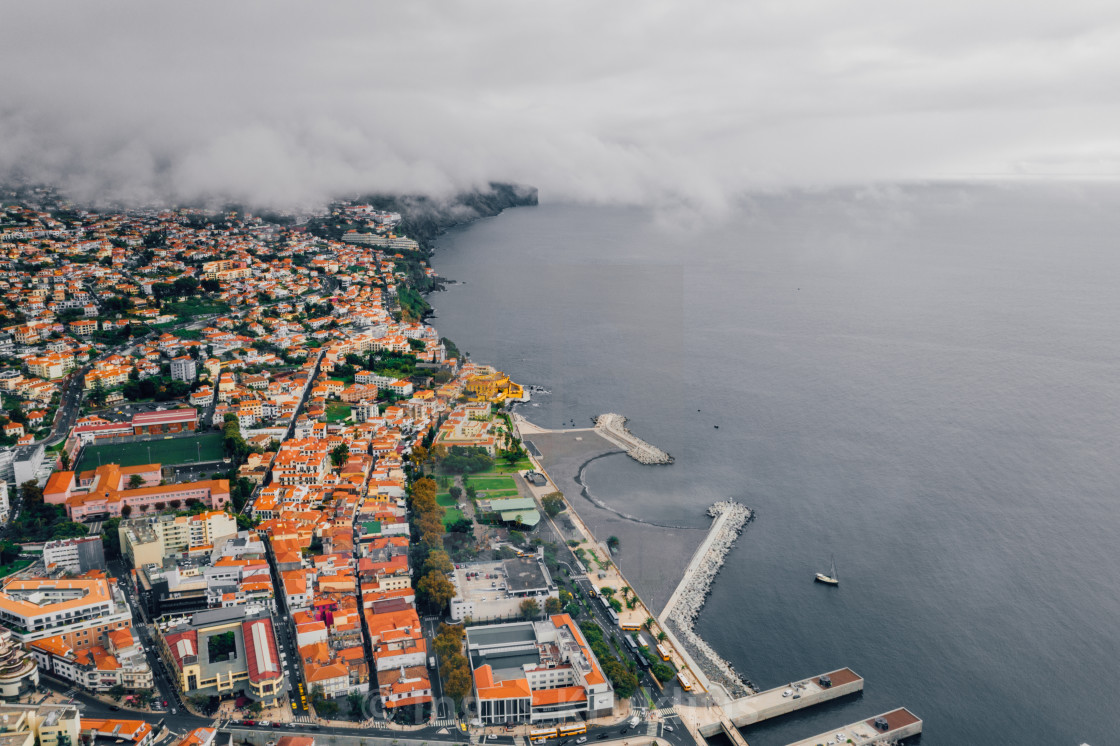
428 183 1120 746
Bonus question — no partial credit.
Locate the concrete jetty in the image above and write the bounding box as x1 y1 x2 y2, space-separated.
660 500 753 699
594 413 674 464
719 669 864 729
785 707 923 746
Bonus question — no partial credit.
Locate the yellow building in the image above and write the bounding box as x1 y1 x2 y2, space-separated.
0 704 81 746
159 608 284 707
464 368 524 403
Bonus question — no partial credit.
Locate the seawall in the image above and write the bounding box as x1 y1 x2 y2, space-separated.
594 413 674 464
661 499 754 701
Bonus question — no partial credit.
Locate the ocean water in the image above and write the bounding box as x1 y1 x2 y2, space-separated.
427 184 1120 746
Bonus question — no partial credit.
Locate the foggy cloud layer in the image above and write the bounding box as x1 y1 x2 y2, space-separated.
2 0 1120 209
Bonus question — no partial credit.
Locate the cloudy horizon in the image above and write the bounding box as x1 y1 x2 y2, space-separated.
3 0 1120 210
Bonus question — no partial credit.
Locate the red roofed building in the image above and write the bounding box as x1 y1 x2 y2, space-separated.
131 408 197 435
158 608 284 707
467 615 614 724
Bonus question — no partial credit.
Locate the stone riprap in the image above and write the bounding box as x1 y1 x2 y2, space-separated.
663 500 754 699
594 413 673 464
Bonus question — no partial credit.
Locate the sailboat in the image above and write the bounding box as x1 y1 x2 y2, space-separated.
815 555 839 585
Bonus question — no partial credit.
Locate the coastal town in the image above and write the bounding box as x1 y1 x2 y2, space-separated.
0 186 920 746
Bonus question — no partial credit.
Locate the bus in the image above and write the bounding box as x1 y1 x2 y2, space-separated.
607 609 620 626
676 672 693 691
558 723 588 737
529 728 558 742
599 596 611 611
623 635 640 654
619 621 642 631
656 643 671 661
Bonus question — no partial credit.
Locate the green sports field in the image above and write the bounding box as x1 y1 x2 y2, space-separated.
75 432 226 471
465 475 518 491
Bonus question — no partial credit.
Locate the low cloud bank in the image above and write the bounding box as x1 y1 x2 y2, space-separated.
2 1 1120 210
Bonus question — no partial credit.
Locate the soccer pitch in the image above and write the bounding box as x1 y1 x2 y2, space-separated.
75 432 226 471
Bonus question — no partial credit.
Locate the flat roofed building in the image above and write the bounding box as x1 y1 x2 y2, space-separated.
0 704 81 746
467 614 613 724
42 536 106 575
0 577 132 645
450 558 558 623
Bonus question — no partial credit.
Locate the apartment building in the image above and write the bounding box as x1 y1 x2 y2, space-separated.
0 704 81 746
29 625 153 693
0 576 132 646
42 536 106 575
118 511 238 567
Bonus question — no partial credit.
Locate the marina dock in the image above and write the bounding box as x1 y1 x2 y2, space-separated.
695 669 864 739
722 668 864 728
784 707 923 746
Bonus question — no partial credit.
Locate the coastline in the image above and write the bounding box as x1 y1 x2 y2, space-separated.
661 500 755 701
514 414 754 702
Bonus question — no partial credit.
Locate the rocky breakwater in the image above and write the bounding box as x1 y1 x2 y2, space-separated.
665 499 754 699
594 413 673 464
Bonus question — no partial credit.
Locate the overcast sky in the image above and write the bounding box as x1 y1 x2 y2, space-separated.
2 0 1119 210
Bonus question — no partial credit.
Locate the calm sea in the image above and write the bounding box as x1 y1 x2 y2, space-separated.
428 183 1120 746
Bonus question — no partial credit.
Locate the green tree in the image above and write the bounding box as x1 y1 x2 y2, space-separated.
544 597 563 616
330 442 350 469
89 380 108 408
607 536 620 551
519 598 541 620
108 684 126 701
347 691 364 717
540 492 565 517
128 474 144 489
418 570 456 612
444 661 472 706
423 550 454 576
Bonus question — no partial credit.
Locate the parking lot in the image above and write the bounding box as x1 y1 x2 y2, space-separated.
453 561 510 600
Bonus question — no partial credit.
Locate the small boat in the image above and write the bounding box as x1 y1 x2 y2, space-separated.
815 555 839 585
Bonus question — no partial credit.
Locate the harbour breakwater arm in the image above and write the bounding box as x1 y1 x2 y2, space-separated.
594 413 673 464
660 500 754 700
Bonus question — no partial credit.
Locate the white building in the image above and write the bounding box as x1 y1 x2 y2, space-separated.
43 536 106 574
468 615 615 724
170 357 197 382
